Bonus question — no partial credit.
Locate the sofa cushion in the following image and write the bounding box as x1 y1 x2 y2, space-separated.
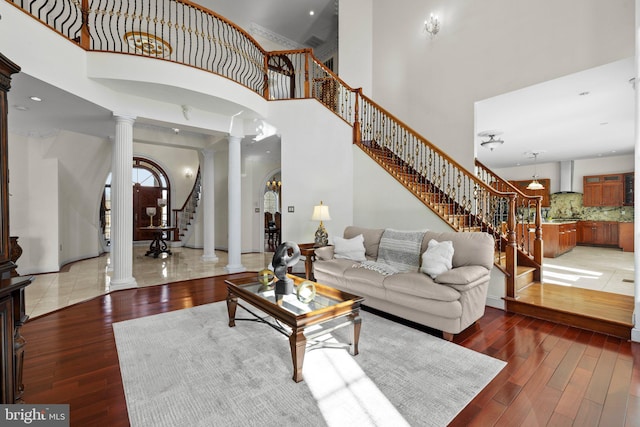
420 239 454 278
343 267 386 289
313 258 355 278
383 272 460 302
376 229 425 273
422 231 495 270
386 291 462 319
333 234 366 261
344 226 385 259
435 265 489 286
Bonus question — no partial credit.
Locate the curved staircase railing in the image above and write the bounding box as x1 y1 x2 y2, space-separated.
7 0 534 298
172 167 201 242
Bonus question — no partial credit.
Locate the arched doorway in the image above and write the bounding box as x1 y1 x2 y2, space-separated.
264 172 281 251
100 157 171 244
132 158 171 241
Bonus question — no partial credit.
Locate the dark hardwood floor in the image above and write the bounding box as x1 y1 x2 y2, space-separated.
21 273 640 426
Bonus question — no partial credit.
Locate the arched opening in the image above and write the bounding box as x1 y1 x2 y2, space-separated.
264 172 281 251
100 157 171 245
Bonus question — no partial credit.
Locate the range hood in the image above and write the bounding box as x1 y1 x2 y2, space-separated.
554 160 580 194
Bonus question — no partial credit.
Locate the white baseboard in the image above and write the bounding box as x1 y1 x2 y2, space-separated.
632 327 640 343
485 294 505 311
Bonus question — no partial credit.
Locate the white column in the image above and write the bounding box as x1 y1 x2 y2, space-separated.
632 0 640 342
110 114 138 290
225 135 246 273
201 148 219 262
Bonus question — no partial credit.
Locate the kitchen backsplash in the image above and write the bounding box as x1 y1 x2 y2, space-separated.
547 193 633 222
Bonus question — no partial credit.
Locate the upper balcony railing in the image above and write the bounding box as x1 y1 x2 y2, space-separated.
7 0 539 298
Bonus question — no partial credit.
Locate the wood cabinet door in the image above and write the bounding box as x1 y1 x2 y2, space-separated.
601 181 624 206
578 221 597 244
582 183 602 207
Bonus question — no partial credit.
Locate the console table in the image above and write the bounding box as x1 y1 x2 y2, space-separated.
139 227 174 258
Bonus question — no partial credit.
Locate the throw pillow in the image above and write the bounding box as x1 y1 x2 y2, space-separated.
333 234 366 262
421 239 454 279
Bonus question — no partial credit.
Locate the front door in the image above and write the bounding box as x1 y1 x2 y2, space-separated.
134 184 162 241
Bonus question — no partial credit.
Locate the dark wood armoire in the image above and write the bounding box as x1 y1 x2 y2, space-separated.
0 53 33 404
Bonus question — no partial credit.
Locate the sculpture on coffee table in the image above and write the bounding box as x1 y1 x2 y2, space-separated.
271 241 300 295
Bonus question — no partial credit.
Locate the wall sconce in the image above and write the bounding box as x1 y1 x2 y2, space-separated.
184 168 193 179
424 13 440 37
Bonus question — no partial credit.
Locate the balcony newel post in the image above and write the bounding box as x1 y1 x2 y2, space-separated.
304 49 310 99
505 193 518 299
80 0 90 50
353 88 361 144
263 53 270 99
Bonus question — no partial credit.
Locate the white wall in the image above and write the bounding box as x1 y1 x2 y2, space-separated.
340 0 634 171
9 133 61 274
269 100 354 245
353 149 452 232
339 0 373 95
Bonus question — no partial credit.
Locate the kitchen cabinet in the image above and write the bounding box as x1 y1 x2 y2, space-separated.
577 221 619 246
542 222 577 258
583 174 625 207
509 178 551 207
618 222 634 252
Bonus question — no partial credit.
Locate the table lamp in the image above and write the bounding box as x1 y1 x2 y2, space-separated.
311 201 331 247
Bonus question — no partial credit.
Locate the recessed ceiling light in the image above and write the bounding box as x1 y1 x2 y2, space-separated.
171 128 179 134
309 10 315 16
14 105 28 111
29 96 42 102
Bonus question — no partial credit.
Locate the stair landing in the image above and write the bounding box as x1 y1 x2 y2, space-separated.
505 283 634 339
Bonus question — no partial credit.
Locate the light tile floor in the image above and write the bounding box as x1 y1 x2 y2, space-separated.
24 246 274 319
542 245 635 296
24 244 636 319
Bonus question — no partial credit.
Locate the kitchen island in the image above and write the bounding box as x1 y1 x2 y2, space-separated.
542 221 578 258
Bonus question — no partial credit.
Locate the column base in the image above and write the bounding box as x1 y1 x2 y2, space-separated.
202 254 219 262
225 264 246 274
110 277 138 291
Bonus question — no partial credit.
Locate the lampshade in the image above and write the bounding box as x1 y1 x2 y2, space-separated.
526 180 545 190
311 203 331 222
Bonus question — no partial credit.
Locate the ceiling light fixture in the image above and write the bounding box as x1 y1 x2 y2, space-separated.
309 10 315 16
526 152 545 190
29 96 42 102
478 130 504 151
424 13 440 37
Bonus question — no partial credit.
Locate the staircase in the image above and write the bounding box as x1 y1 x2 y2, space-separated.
172 169 202 245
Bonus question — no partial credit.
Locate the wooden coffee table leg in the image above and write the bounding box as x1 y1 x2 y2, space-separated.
289 329 306 382
226 295 237 327
350 311 362 356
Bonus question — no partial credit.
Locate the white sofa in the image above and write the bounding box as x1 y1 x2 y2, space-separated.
313 226 495 340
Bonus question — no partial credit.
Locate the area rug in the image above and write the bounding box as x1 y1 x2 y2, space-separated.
113 302 505 427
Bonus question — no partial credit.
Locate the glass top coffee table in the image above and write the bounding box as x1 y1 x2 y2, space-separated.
225 274 364 383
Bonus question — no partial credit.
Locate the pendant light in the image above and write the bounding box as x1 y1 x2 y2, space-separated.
527 152 544 190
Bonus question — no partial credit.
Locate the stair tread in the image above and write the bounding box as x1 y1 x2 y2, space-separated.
509 282 634 326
